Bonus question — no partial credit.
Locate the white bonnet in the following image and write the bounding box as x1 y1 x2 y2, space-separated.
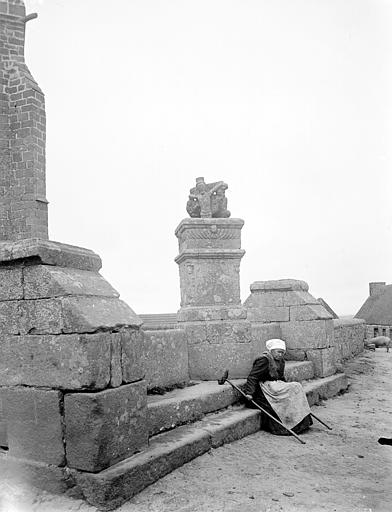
266 338 286 351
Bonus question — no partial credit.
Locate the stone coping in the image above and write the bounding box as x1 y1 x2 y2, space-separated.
333 318 366 327
175 249 245 264
250 279 309 292
0 239 102 271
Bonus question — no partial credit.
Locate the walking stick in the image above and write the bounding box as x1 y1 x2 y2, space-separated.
218 370 306 445
310 412 332 430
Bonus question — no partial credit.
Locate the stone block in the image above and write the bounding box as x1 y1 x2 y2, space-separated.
120 328 145 384
280 319 334 349
290 304 332 321
61 297 142 333
0 239 102 272
250 322 282 346
244 291 285 308
285 348 306 361
0 267 23 301
178 258 242 307
306 347 336 377
110 334 123 388
201 408 261 448
183 323 207 345
19 298 63 334
205 321 252 344
3 388 65 465
250 279 309 292
23 265 119 299
0 333 112 390
0 300 20 334
148 393 204 437
247 306 290 323
281 291 321 306
177 306 247 322
143 328 189 390
64 381 148 472
188 343 256 379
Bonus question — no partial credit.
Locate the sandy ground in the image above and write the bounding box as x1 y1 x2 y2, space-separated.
1 350 392 512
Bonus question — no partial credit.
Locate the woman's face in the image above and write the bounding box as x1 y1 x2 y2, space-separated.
270 349 285 361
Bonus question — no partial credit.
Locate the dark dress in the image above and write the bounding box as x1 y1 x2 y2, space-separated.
243 355 312 435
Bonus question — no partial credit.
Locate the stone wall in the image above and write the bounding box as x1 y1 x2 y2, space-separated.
143 327 189 390
333 318 365 362
0 1 48 240
364 324 392 339
0 240 148 475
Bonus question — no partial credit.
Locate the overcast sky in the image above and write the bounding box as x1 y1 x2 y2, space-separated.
23 0 392 315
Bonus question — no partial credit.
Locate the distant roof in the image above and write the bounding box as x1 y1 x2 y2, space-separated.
355 284 392 325
139 313 178 329
317 298 339 319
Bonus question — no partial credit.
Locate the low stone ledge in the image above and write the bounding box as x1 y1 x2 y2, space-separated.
0 239 102 272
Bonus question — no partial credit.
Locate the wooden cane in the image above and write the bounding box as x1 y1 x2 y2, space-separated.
218 371 306 445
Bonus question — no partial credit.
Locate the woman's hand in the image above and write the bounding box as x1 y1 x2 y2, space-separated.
245 394 253 401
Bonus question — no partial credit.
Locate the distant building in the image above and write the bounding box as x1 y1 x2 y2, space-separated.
317 298 339 319
355 282 392 339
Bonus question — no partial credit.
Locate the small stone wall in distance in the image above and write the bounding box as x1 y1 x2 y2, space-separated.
333 318 365 363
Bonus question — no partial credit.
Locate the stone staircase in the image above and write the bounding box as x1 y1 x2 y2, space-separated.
73 361 348 510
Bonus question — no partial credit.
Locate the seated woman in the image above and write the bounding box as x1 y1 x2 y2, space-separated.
243 338 312 435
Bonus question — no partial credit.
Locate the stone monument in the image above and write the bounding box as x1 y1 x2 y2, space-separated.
176 178 252 379
0 0 148 492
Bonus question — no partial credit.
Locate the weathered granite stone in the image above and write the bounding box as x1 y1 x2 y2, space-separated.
0 300 20 334
247 306 290 323
250 322 282 347
285 348 307 361
305 347 337 377
119 328 145 384
19 299 63 334
0 239 102 272
187 343 256 380
3 388 65 465
23 265 119 299
183 321 251 347
0 267 23 301
290 304 333 321
177 258 243 307
110 334 123 388
250 279 309 292
280 319 334 349
177 306 247 322
143 328 189 390
61 297 142 333
0 333 112 389
64 381 147 472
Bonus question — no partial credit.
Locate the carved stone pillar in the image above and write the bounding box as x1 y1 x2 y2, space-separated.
175 218 253 379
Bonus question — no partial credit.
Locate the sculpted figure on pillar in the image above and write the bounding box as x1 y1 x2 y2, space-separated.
186 177 231 218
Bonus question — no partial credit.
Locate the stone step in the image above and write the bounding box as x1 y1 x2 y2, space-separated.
78 372 347 510
148 360 314 437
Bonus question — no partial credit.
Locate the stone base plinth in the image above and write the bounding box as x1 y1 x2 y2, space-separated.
0 239 148 476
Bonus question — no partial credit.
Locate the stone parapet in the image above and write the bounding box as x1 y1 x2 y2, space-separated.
245 279 336 377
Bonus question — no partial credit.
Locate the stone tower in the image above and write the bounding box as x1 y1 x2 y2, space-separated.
0 0 48 240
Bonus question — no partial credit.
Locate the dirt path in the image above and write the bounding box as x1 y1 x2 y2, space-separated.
2 350 392 512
